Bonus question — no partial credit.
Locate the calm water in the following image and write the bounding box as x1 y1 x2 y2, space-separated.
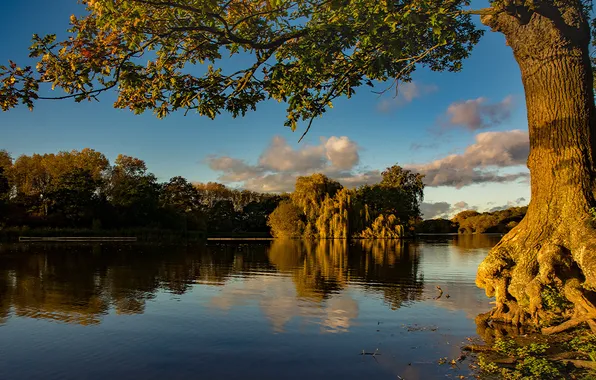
0 235 500 380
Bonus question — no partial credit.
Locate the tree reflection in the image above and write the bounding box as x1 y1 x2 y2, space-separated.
0 269 12 324
351 240 424 309
267 239 424 308
451 234 502 251
269 239 348 301
0 240 424 326
4 249 110 325
474 312 527 345
0 243 247 324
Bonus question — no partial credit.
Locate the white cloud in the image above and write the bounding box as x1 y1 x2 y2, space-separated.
420 202 452 219
206 156 264 182
207 129 530 193
453 201 470 210
408 129 529 188
324 136 360 170
421 201 478 219
377 82 438 112
244 173 298 193
488 197 528 212
444 96 514 131
333 170 382 189
207 135 374 192
258 136 326 172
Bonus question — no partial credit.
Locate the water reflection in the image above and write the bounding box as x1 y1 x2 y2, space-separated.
0 244 259 324
417 233 502 251
0 240 430 328
267 239 424 309
0 235 501 380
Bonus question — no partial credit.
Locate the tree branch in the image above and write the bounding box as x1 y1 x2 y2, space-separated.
128 0 204 15
36 38 158 101
129 0 309 50
462 7 503 16
230 4 297 32
298 62 357 143
373 42 446 97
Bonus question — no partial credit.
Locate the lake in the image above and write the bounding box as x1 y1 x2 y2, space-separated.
0 235 501 380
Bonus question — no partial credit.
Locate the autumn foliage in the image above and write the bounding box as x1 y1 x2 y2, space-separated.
267 166 424 239
0 148 283 236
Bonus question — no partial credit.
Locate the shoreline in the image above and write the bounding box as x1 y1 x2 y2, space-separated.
1 228 504 243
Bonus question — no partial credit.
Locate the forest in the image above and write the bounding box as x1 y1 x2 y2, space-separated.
0 148 282 237
416 207 528 234
0 148 424 239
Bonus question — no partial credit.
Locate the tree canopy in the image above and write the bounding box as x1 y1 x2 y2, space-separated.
0 0 484 136
451 206 527 233
267 200 305 237
268 167 424 239
0 148 284 235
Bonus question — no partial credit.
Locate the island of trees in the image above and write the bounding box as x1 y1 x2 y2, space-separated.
267 167 424 238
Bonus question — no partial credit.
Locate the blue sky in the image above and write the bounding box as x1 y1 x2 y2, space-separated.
0 0 531 218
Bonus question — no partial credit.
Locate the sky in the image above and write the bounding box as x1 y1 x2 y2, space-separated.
0 0 531 219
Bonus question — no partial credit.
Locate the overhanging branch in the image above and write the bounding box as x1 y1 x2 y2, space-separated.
462 7 503 16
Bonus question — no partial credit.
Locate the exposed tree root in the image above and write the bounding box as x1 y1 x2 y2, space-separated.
475 314 527 346
491 357 517 365
469 319 596 379
461 344 496 353
548 352 584 360
476 217 596 335
558 359 596 370
542 313 596 335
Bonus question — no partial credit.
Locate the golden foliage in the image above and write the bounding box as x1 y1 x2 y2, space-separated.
269 173 410 239
267 200 304 238
359 214 405 239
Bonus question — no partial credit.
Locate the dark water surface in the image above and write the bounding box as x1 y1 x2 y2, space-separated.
0 236 500 380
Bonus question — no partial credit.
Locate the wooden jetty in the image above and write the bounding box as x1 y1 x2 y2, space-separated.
19 236 138 242
207 237 273 241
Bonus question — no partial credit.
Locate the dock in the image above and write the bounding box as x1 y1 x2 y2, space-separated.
19 237 138 242
207 238 274 241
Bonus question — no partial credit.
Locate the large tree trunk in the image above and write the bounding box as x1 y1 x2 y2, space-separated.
477 4 596 330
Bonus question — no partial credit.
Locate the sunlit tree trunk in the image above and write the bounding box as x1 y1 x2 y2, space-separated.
477 5 596 329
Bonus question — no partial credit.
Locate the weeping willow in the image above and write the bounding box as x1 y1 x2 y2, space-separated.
267 173 417 239
315 189 354 239
269 188 406 239
358 214 405 239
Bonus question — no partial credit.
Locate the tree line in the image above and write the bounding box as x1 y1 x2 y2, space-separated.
0 148 283 236
267 166 425 239
416 207 528 234
0 149 424 239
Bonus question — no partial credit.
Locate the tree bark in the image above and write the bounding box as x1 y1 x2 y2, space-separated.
476 3 596 328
